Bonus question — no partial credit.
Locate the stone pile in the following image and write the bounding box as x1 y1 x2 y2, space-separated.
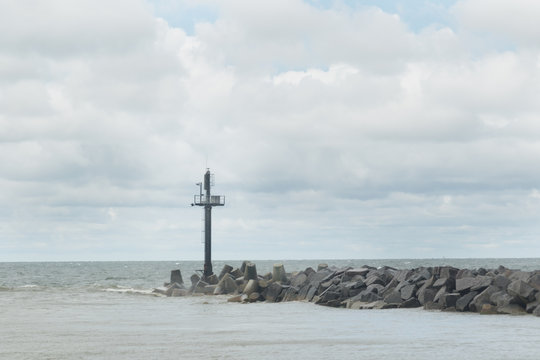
154 262 540 316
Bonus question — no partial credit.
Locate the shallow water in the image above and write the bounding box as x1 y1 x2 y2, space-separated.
1 259 540 359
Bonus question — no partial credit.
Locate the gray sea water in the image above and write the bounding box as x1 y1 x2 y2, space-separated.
2 258 540 360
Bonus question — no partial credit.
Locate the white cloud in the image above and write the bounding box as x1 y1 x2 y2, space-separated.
453 0 540 48
1 0 540 261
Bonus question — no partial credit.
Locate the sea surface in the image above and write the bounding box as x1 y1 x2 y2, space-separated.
2 258 540 360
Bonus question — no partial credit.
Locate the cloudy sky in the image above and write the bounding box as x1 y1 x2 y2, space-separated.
1 0 540 261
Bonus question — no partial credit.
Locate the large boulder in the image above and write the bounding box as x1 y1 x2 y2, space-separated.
455 276 492 293
492 275 511 290
282 286 300 302
456 291 478 312
218 265 233 280
214 273 238 295
272 263 287 283
291 272 308 288
417 288 437 305
345 268 371 277
264 282 285 302
409 268 432 283
400 284 417 300
469 286 499 312
508 271 531 282
243 262 258 281
498 304 526 315
400 297 421 308
507 280 537 303
243 279 259 296
490 291 519 308
439 293 460 309
383 290 404 305
170 270 184 285
527 274 540 291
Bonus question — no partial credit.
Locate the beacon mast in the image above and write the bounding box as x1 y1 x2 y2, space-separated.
191 169 225 279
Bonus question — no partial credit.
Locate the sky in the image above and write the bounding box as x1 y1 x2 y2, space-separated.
1 0 540 261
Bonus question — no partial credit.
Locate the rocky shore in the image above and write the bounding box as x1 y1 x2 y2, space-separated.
154 262 540 316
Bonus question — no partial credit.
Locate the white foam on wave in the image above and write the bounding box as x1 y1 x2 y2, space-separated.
19 284 39 288
102 287 156 296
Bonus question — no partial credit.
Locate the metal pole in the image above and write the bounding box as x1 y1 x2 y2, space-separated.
203 170 213 278
204 205 212 277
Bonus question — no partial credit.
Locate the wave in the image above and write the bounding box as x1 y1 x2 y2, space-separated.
101 286 157 296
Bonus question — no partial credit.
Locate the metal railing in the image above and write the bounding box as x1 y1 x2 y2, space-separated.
193 195 225 206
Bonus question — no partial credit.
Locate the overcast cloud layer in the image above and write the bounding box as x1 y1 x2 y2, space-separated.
1 0 540 261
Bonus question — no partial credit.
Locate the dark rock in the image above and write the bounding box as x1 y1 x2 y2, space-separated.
490 291 519 307
527 274 540 291
433 277 450 288
418 288 437 305
440 293 460 308
365 275 385 287
306 286 318 302
243 279 259 296
258 279 268 289
350 288 382 303
291 272 308 288
526 301 540 314
365 284 384 295
297 284 311 301
507 280 537 303
400 297 421 308
230 268 243 279
393 269 412 283
240 261 250 274
282 286 300 302
341 280 365 298
308 269 333 288
509 271 531 282
469 286 499 312
214 273 238 295
438 266 459 279
317 263 329 271
272 263 287 283
316 289 341 305
456 291 478 312
304 267 316 277
345 268 371 277
533 305 540 317
492 275 511 290
170 270 184 285
457 269 475 279
498 304 526 315
409 268 431 283
218 265 233 280
400 284 417 300
205 274 219 285
433 286 448 303
455 276 492 293
244 262 258 281
264 282 285 302
190 274 200 287
383 290 403 305
477 268 487 276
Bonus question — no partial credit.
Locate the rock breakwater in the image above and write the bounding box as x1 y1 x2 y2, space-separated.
154 262 540 316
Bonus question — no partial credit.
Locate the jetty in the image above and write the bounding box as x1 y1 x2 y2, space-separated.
154 261 540 316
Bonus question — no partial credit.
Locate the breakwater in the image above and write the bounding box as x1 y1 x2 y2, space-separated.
154 261 540 316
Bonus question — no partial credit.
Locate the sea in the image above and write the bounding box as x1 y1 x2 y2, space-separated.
2 258 540 360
